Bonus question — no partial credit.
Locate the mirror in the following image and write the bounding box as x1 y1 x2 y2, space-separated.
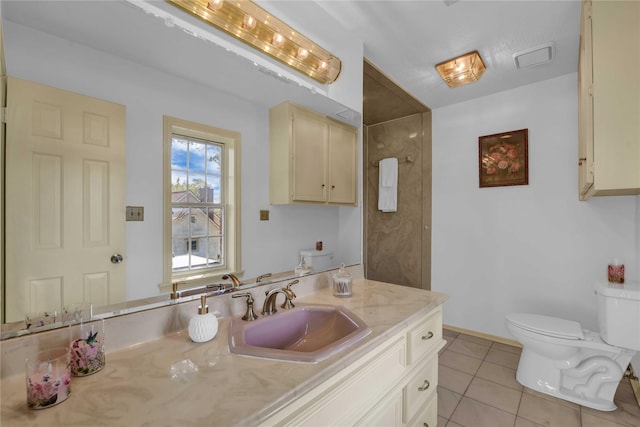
1 0 362 337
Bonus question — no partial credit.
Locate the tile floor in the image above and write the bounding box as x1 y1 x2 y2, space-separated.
438 329 640 427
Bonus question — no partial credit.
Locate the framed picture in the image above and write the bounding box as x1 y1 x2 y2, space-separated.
479 128 528 188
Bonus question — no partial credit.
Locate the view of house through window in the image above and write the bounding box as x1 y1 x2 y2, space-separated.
171 135 224 272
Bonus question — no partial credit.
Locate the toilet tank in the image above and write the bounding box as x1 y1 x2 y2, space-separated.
595 280 640 351
299 249 334 272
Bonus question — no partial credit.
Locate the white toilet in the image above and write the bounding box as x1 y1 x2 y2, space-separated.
505 280 640 411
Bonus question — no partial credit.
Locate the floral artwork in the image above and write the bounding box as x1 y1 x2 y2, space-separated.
479 129 528 188
70 329 105 376
26 361 71 409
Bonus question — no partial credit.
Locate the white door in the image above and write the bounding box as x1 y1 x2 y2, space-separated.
4 77 126 322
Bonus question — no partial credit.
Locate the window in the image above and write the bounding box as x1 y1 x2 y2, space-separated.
163 116 241 285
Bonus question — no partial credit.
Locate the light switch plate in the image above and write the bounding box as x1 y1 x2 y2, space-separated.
126 206 144 221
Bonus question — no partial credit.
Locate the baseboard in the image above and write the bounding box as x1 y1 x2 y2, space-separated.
443 324 522 348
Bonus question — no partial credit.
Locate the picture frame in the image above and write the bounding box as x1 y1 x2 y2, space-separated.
479 128 528 188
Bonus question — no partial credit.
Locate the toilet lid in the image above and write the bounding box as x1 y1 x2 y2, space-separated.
506 313 584 340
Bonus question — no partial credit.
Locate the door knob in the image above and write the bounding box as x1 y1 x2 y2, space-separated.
111 254 124 264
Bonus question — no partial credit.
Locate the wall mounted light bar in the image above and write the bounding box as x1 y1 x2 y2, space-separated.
167 0 342 84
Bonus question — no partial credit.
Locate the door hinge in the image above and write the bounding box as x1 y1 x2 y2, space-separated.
1 107 7 123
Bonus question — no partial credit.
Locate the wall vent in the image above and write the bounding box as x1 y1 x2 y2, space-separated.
513 42 555 69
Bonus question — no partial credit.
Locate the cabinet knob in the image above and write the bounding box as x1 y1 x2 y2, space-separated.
321 184 325 188
578 157 586 166
421 331 434 340
331 185 335 189
423 423 429 427
418 379 430 391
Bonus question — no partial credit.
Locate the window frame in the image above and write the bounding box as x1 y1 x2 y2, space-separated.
162 116 241 288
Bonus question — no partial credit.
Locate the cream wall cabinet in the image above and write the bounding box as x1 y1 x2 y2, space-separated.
270 102 358 206
261 305 444 427
578 0 640 200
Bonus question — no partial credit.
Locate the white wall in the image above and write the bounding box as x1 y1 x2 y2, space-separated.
432 73 638 339
4 21 362 301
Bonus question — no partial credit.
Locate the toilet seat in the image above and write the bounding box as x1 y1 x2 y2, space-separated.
506 313 584 340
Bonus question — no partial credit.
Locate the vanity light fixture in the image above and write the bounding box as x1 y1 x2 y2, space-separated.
168 0 342 84
435 50 486 88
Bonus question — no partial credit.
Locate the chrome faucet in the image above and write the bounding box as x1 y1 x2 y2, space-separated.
222 273 242 288
262 287 295 316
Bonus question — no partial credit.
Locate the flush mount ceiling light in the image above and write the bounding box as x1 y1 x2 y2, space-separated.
435 50 486 88
167 0 341 84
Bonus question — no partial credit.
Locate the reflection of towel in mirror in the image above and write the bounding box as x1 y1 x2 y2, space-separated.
378 157 398 212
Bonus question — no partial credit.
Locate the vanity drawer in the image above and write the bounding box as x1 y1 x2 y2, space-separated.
403 353 438 423
407 305 443 365
406 392 438 427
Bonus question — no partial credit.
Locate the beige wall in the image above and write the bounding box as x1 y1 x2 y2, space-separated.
364 112 432 289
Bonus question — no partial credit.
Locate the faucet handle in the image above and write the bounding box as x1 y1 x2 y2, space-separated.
285 279 299 291
232 293 258 321
256 273 272 283
281 280 299 309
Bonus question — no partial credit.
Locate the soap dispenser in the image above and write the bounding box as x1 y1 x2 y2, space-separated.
188 295 219 343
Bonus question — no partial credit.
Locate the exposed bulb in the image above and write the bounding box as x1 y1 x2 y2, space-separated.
242 14 256 30
272 33 285 48
207 0 223 10
297 47 309 60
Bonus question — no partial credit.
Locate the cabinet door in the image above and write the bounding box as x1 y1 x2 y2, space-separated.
327 123 358 205
291 108 327 202
578 0 594 198
355 390 403 427
590 0 640 193
407 393 438 427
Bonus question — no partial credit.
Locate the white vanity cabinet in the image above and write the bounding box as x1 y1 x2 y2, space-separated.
578 0 640 200
261 305 444 427
269 101 358 206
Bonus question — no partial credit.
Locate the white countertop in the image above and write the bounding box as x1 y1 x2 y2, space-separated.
0 280 447 426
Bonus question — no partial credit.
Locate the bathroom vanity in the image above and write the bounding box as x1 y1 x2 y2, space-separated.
0 278 447 426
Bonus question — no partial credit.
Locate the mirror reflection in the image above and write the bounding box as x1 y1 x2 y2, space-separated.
1 0 362 336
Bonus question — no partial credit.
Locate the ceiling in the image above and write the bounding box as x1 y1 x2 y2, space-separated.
2 1 582 122
317 0 582 111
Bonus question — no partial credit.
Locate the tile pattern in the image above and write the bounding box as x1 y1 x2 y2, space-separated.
439 329 640 427
365 112 431 289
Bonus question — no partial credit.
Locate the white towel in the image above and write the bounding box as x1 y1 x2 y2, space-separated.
378 157 398 212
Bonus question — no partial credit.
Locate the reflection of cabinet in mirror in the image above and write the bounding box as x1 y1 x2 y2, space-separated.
269 102 358 206
578 0 640 200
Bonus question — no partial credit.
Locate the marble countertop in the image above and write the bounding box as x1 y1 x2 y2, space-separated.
0 280 447 427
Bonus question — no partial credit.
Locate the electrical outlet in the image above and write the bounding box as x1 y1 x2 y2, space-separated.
126 206 144 221
260 210 269 221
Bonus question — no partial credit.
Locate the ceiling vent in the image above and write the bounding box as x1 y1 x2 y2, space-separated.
336 109 359 122
513 42 555 69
